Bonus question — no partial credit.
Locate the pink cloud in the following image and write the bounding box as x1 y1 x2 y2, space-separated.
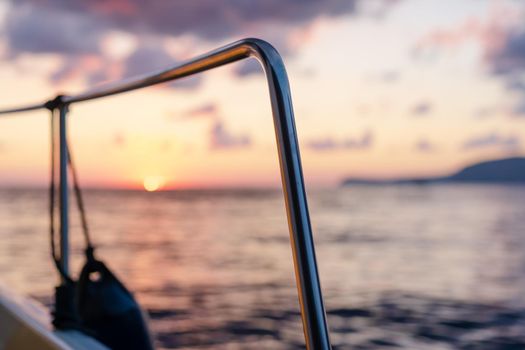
209 120 251 150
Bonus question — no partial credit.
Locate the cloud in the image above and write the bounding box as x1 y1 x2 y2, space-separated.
122 44 202 89
170 103 217 120
473 106 497 119
414 139 436 153
48 42 202 89
513 100 525 116
414 5 525 117
210 120 251 150
123 44 174 78
413 19 481 57
462 131 521 151
307 130 373 151
183 103 218 119
1 0 372 58
493 46 525 117
171 103 250 149
488 28 525 76
381 70 400 83
507 79 525 93
485 24 525 117
5 1 363 44
49 55 108 85
411 101 432 116
233 59 264 77
2 1 400 85
4 4 103 57
48 63 76 85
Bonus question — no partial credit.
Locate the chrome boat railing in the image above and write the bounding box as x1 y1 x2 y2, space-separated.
0 38 332 350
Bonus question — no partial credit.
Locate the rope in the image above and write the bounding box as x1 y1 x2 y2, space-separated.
67 142 95 254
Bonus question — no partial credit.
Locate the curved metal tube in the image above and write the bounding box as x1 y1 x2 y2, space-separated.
0 102 46 115
0 38 332 349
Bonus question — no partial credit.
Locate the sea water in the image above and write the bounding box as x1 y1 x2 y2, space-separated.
1 185 524 349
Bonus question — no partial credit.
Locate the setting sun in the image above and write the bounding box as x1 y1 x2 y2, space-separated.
143 176 165 192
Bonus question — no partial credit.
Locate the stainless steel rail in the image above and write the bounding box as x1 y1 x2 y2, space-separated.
58 104 70 281
0 38 332 349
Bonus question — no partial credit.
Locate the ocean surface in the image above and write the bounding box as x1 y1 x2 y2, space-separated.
1 185 525 349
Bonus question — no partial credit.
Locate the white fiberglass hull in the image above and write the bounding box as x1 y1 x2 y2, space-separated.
0 284 108 350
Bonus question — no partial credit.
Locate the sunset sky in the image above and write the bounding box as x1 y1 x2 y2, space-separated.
0 0 524 189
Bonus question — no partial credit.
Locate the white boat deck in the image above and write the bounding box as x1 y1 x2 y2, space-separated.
0 284 108 350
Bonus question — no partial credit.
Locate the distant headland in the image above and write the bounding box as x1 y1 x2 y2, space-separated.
342 157 525 186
